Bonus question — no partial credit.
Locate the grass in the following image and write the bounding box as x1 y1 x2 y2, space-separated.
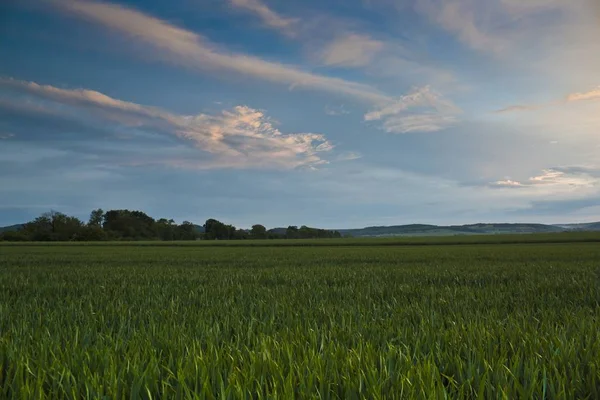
2 231 600 247
1 240 599 398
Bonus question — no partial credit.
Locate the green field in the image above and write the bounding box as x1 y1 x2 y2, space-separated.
1 239 600 398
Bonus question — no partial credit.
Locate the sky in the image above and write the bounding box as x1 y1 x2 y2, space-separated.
0 0 599 229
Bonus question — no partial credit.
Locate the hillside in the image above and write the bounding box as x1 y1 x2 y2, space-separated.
0 224 23 233
338 223 567 237
3 221 600 238
556 222 600 231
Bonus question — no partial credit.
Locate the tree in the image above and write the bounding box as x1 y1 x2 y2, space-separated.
156 218 176 241
204 218 237 240
103 210 156 239
88 209 104 227
23 211 84 241
176 221 197 240
285 226 299 239
77 225 107 241
250 224 267 239
0 230 30 241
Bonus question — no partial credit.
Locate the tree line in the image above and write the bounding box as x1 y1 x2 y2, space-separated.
0 210 342 241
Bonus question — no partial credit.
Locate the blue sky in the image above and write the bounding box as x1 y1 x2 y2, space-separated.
1 0 599 228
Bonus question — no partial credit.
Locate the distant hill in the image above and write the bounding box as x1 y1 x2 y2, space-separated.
338 223 569 237
0 224 23 233
2 221 600 238
554 222 600 231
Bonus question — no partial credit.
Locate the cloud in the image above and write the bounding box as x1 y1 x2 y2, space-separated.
46 0 465 137
364 86 460 133
567 87 600 102
1 78 334 170
491 167 599 189
0 133 15 140
493 179 524 188
496 85 600 114
415 0 508 54
415 0 598 65
521 196 600 216
494 104 541 114
48 0 391 105
499 0 569 16
225 0 457 88
228 0 298 36
335 152 362 162
324 104 350 116
377 114 458 134
318 34 384 67
0 77 162 119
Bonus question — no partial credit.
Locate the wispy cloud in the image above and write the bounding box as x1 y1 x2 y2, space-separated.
334 152 362 162
1 78 334 170
415 0 598 65
364 86 460 133
493 179 524 188
49 0 390 105
375 114 458 134
415 0 508 54
496 85 600 113
46 0 464 138
324 104 350 116
492 167 599 189
318 34 384 68
494 104 541 114
0 77 162 118
228 0 298 36
567 86 600 102
0 133 15 140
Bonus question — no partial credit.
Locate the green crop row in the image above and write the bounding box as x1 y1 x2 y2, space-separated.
1 243 599 398
2 231 600 247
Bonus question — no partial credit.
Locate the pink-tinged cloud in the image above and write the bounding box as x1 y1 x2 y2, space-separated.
491 168 599 189
1 78 335 170
494 104 541 113
228 0 298 36
49 0 391 105
364 86 460 133
567 87 600 102
318 34 384 67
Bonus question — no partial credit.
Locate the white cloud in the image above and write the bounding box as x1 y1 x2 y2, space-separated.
324 104 350 116
174 106 333 169
493 179 524 188
415 0 508 54
318 34 384 67
0 132 15 139
0 77 160 118
494 85 600 120
377 114 458 134
46 0 466 137
228 0 298 36
225 0 458 88
335 152 362 162
1 78 334 170
491 168 599 190
494 104 541 114
529 169 596 187
567 87 600 102
49 0 391 105
415 0 599 69
364 86 460 133
500 0 566 15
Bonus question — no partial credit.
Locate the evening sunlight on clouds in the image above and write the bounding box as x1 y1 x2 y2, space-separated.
0 0 599 226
